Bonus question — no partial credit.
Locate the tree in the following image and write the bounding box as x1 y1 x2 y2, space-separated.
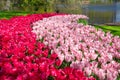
11 0 50 13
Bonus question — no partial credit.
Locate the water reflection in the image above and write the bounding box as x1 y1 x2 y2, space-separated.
116 2 120 22
55 1 120 24
82 2 120 24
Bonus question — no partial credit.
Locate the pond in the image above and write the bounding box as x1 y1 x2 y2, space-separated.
55 1 120 24
82 2 120 24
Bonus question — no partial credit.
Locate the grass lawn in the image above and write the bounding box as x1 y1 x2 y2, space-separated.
94 25 120 36
0 11 32 19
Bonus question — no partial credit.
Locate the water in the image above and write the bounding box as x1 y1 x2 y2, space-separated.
116 2 120 23
55 1 120 24
82 2 120 24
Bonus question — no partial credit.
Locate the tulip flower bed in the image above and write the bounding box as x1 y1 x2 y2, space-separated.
0 13 96 80
32 15 120 80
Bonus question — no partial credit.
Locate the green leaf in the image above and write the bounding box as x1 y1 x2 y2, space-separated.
113 57 120 63
117 74 120 80
48 76 54 80
58 60 71 69
40 37 44 42
91 73 99 80
56 42 61 48
78 19 88 25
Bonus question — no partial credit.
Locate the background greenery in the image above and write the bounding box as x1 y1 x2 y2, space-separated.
0 0 55 13
1 0 119 13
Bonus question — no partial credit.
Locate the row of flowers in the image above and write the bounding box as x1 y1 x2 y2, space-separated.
0 13 95 80
32 15 120 80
